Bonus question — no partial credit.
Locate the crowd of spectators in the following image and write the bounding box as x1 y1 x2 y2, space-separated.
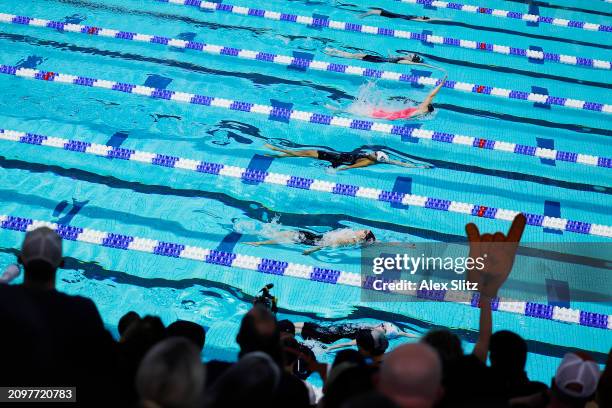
0 216 610 408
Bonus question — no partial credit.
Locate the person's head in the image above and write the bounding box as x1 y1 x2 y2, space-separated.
120 315 166 360
550 352 600 408
205 352 281 408
378 343 443 408
374 151 389 163
236 305 282 364
357 230 376 244
18 227 63 289
489 330 527 375
332 349 366 369
136 337 205 408
277 319 296 339
596 347 612 408
356 329 389 358
324 365 376 408
427 103 434 113
421 329 463 366
167 320 206 351
118 311 141 338
411 54 423 63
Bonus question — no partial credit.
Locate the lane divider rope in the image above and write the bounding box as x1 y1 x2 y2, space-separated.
1 13 609 114
154 0 612 70
0 215 609 330
1 64 611 171
1 127 611 238
397 0 612 33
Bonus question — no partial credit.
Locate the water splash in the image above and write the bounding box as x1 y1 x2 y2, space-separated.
346 81 415 118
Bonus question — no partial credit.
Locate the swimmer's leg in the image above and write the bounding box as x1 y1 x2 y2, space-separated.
324 48 366 60
243 239 280 246
264 144 319 158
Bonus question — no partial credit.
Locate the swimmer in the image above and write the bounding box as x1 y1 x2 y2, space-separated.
293 321 418 345
359 7 447 22
368 74 447 120
244 228 376 255
264 144 433 170
324 47 437 69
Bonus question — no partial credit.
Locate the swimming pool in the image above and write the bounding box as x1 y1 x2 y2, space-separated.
0 0 610 385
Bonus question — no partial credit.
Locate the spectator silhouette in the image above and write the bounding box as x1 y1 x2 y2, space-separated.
167 320 206 351
490 330 547 399
0 227 117 406
118 315 166 404
378 343 443 408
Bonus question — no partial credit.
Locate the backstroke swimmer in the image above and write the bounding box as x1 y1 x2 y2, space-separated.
245 228 376 255
263 144 433 171
358 7 449 22
329 74 447 120
293 321 418 345
324 47 436 68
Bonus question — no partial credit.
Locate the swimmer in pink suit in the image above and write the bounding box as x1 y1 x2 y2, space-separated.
370 74 447 120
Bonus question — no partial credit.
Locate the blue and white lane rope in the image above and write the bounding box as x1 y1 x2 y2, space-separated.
1 127 611 238
0 215 609 330
2 65 611 171
1 14 609 114
398 0 612 33
155 0 612 71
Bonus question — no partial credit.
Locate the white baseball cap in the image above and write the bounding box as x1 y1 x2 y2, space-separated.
554 352 601 398
20 227 63 268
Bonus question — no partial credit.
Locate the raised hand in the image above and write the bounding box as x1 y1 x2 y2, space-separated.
465 213 527 299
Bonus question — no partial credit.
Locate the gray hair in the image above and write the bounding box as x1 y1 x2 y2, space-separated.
136 337 205 408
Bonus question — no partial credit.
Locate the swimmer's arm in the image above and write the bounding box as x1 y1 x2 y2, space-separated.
337 159 376 171
326 340 356 351
397 331 419 338
397 61 442 72
303 246 324 255
419 74 448 110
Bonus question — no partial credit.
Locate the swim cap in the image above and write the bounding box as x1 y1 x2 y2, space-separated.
375 151 389 162
20 227 62 268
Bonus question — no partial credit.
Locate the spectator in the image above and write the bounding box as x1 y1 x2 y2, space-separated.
118 311 141 338
332 349 367 369
377 343 443 408
167 320 206 351
278 319 296 339
277 336 313 407
490 330 547 398
236 304 283 365
118 315 166 404
322 364 376 408
355 328 389 366
549 352 600 408
136 337 206 408
594 348 611 408
0 227 117 406
204 351 281 408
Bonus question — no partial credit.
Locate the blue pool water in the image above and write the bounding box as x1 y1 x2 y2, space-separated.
0 0 610 385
